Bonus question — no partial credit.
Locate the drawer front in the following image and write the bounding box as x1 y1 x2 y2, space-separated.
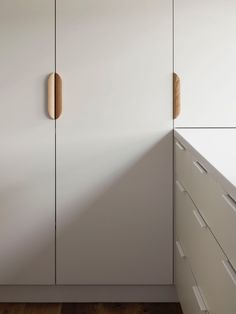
175 240 208 314
175 180 190 256
175 138 236 270
175 182 236 314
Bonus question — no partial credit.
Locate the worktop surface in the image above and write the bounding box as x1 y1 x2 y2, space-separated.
174 128 236 199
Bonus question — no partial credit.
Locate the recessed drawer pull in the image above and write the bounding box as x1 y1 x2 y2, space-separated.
222 260 236 287
192 286 208 312
175 141 185 151
175 180 185 193
193 210 207 229
176 241 185 259
193 161 207 175
222 194 236 213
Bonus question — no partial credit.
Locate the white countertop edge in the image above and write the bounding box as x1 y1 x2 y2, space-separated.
174 129 236 200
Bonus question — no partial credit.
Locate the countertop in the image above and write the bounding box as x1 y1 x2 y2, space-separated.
174 128 236 200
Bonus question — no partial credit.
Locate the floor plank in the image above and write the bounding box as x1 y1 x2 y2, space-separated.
24 304 61 314
140 303 183 314
0 303 25 314
61 303 183 314
0 303 182 314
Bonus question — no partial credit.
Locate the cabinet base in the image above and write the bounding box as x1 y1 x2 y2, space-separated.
0 285 177 302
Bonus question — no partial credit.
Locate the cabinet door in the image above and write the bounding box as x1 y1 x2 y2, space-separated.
0 1 55 284
175 0 236 127
57 0 173 284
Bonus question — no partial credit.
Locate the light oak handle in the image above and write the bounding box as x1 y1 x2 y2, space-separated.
173 73 181 119
48 73 55 119
55 73 62 119
47 73 62 119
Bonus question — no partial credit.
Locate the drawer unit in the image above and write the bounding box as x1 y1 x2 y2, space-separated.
175 178 236 314
175 138 236 270
175 240 208 314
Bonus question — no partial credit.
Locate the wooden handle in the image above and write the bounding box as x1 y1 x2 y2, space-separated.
173 73 181 119
47 73 62 120
55 73 62 119
48 73 55 119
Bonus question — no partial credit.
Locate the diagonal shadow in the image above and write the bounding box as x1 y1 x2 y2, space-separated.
0 132 173 285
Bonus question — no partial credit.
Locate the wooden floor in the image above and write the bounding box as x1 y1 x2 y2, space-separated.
0 303 183 314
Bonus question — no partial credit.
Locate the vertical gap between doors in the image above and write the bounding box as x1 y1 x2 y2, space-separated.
172 0 175 285
54 0 57 285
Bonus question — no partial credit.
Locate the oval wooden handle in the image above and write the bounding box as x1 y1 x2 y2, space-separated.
173 73 181 119
47 72 62 120
55 73 62 119
48 73 55 119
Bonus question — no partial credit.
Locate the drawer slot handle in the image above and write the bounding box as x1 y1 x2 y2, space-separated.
175 141 185 151
176 241 185 259
176 180 185 193
193 210 207 229
222 260 236 287
193 161 207 175
192 286 208 312
222 194 236 213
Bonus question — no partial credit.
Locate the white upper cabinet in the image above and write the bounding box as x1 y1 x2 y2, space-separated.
175 0 236 127
0 1 55 284
56 0 173 284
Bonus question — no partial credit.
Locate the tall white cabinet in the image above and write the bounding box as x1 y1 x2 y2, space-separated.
56 0 173 285
0 0 173 289
0 1 55 284
175 0 236 127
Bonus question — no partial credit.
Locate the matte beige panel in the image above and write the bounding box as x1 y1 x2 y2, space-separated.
57 0 173 284
0 1 55 284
